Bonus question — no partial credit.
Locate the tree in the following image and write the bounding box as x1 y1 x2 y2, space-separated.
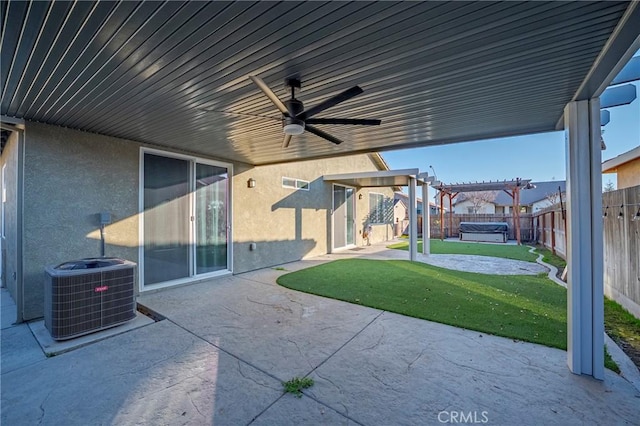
604 180 615 192
466 191 498 214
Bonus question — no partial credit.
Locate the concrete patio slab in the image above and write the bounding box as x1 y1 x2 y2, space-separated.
1 320 284 426
307 311 640 425
252 394 358 426
418 253 548 275
139 273 383 380
3 244 639 425
1 323 46 374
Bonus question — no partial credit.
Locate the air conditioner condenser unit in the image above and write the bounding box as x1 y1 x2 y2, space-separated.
44 258 136 340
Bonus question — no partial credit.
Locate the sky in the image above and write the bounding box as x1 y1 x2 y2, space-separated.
382 54 640 196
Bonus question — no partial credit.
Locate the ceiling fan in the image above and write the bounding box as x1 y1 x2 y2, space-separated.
249 75 381 148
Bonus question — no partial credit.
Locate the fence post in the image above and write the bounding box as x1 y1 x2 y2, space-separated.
551 209 556 255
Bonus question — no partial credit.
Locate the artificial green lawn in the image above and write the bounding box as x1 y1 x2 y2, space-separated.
388 239 538 263
278 259 567 349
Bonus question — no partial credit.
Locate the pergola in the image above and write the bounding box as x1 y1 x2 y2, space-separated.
2 0 639 380
434 179 533 244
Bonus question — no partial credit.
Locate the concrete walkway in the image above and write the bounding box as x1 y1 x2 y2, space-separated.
2 245 640 425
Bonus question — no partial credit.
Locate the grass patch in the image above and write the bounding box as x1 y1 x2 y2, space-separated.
388 239 538 263
278 259 567 349
534 246 566 271
604 297 640 368
283 376 314 397
604 346 620 374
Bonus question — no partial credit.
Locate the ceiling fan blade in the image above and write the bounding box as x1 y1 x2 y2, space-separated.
249 75 288 115
305 124 343 145
299 86 363 120
282 134 292 148
305 118 381 126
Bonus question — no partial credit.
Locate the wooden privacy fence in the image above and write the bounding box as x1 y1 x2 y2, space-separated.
532 206 567 259
602 186 640 318
531 186 640 318
428 213 534 241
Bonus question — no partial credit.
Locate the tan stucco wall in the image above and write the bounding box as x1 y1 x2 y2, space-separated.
232 156 394 273
23 123 139 320
1 131 20 311
20 122 396 318
616 159 640 189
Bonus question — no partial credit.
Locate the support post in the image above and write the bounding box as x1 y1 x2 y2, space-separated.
440 191 445 240
422 181 430 255
564 99 604 379
408 177 418 261
448 194 453 238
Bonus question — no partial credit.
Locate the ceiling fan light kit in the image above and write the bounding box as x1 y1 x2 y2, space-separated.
248 75 381 148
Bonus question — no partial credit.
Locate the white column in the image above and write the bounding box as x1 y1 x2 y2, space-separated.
408 177 417 261
564 99 604 380
422 181 430 255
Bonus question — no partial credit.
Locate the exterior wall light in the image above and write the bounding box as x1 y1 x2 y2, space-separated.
358 193 363 200
247 178 256 188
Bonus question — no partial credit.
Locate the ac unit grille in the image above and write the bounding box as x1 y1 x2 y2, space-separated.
45 259 136 340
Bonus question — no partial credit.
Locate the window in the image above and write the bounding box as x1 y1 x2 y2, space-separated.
282 177 309 191
369 193 386 223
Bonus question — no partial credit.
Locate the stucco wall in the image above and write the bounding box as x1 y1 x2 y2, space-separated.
616 159 640 189
1 131 20 312
23 123 139 320
20 122 395 317
232 155 394 273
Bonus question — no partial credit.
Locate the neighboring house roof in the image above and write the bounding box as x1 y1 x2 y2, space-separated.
394 192 439 208
453 181 566 207
602 146 640 173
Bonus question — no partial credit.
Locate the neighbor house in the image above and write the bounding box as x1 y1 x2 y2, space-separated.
0 123 395 321
452 181 567 214
602 146 640 189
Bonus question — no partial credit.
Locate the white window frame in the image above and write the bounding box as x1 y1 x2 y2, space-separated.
282 176 310 191
369 192 386 224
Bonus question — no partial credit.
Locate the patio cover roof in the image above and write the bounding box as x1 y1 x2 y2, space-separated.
323 169 420 188
1 1 639 165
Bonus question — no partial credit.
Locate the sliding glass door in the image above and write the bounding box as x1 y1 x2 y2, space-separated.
195 163 228 274
142 151 230 289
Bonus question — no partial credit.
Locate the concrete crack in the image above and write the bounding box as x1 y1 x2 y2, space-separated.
315 370 343 395
37 390 53 425
237 360 280 391
361 325 385 351
223 305 242 317
407 348 428 372
187 390 205 419
246 297 293 314
435 353 511 377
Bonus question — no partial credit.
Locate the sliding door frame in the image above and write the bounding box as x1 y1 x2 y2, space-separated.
138 147 233 292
